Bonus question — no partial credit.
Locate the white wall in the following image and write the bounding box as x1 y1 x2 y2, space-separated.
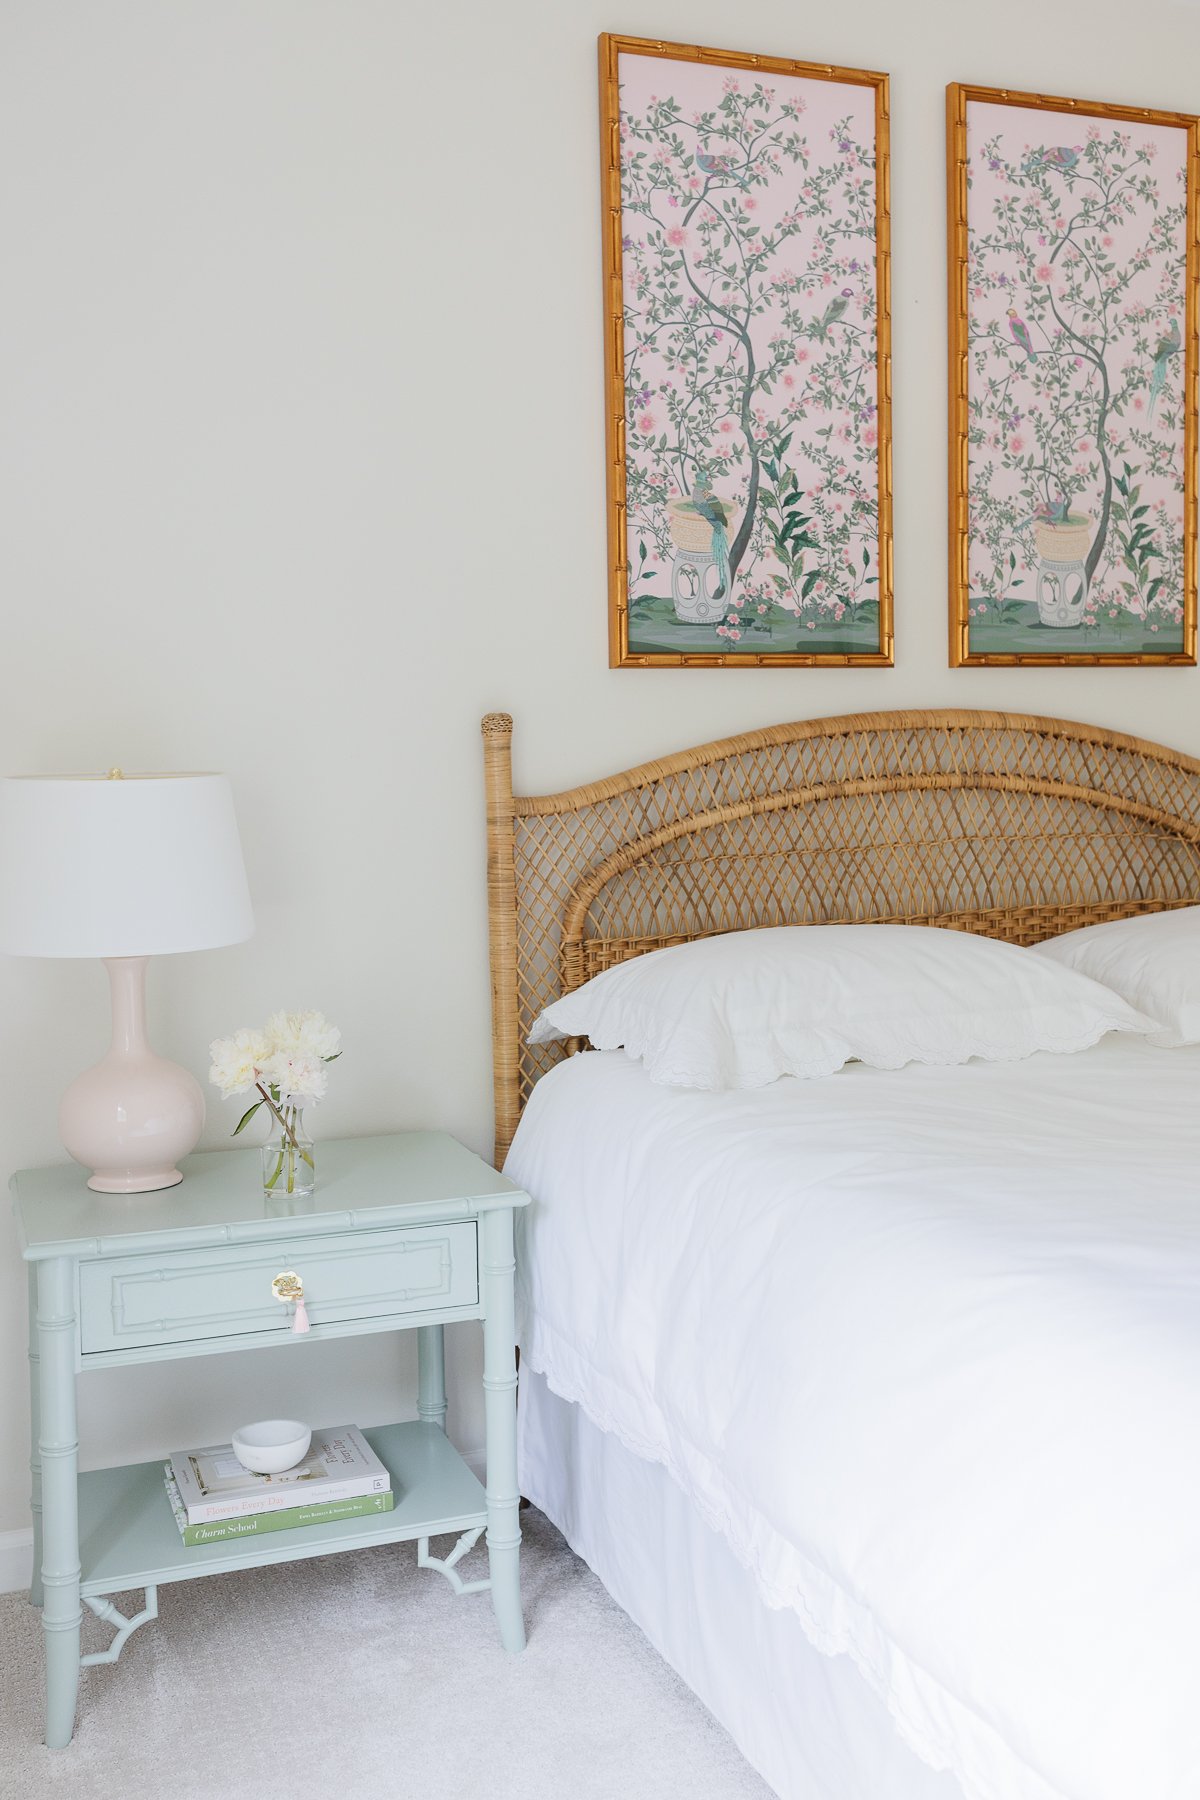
1 0 1198 1541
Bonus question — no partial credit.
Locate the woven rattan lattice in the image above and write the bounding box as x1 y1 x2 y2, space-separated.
482 710 1200 1161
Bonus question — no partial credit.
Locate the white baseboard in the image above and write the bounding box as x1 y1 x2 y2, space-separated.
0 1528 33 1596
0 1448 487 1597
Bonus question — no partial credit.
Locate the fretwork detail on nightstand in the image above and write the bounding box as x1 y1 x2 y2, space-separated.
417 1525 490 1595
80 1589 159 1666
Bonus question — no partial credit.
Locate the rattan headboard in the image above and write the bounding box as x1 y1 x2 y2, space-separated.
482 709 1200 1161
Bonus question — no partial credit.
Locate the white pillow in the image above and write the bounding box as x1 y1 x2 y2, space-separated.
528 924 1156 1089
1030 905 1200 1047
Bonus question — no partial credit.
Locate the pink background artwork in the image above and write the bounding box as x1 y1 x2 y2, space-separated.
964 99 1189 655
616 51 884 656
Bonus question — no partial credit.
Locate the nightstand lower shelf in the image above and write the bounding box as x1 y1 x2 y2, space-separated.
79 1421 486 1595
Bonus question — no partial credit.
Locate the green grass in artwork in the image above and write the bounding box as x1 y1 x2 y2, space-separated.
628 594 881 657
968 600 1183 657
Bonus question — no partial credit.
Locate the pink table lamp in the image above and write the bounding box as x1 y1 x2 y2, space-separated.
0 770 254 1192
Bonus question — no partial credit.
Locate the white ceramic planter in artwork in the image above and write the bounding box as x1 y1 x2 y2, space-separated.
1034 517 1092 628
667 498 737 623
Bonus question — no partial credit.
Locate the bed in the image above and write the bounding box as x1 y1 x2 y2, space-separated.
479 709 1200 1800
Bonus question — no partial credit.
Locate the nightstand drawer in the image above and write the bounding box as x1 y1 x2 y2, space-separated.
78 1222 479 1355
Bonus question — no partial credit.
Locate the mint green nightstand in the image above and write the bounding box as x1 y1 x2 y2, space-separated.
12 1131 530 1749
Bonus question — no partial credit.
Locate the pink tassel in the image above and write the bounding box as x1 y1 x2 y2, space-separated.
292 1296 311 1335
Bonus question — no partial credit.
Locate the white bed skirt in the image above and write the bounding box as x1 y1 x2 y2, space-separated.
519 1366 966 1800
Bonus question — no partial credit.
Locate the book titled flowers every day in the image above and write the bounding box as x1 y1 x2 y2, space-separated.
171 1425 389 1524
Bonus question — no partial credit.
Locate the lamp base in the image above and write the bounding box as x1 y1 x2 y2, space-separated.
60 1049 204 1192
87 1166 187 1195
59 957 205 1195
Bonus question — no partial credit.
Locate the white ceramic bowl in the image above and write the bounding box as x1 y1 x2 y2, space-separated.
230 1419 312 1475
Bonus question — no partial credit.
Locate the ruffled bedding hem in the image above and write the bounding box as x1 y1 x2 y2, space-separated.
519 1311 1069 1800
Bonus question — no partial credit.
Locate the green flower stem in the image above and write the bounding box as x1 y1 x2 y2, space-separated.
255 1084 316 1170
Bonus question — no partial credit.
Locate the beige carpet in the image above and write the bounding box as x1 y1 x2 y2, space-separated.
0 1506 773 1800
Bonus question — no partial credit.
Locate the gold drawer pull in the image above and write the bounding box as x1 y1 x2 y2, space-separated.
271 1271 310 1334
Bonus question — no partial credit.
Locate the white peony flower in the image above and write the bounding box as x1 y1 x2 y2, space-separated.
258 1050 329 1109
264 1010 342 1062
209 1028 272 1098
211 1009 340 1132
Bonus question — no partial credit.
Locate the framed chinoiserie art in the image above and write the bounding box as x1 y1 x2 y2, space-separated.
601 34 893 667
948 83 1200 666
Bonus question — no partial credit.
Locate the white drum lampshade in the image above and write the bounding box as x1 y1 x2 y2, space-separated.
0 771 254 1192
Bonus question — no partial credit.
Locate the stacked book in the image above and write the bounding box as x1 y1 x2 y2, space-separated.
164 1425 393 1546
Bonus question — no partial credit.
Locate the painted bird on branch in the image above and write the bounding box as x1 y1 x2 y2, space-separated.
689 474 732 601
1007 307 1037 361
1028 145 1082 172
694 151 749 188
1018 497 1072 529
815 288 854 341
1148 317 1182 422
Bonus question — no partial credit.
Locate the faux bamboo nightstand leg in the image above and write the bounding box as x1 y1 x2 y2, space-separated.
481 1205 525 1652
37 1257 81 1749
417 1325 447 1431
28 1262 43 1609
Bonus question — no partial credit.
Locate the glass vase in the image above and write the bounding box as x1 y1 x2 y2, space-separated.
261 1107 315 1199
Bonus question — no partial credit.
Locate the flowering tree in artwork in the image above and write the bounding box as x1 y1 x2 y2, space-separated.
966 112 1188 649
618 62 882 651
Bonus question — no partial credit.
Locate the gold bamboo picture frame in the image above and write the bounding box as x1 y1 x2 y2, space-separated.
948 82 1200 666
601 34 892 667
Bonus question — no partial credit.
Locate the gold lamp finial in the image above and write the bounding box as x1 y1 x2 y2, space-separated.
106 767 125 781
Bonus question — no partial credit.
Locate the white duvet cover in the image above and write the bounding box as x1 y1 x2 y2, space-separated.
505 1038 1200 1800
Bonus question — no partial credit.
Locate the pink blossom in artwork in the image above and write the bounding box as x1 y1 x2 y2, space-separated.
616 52 884 656
964 100 1189 655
